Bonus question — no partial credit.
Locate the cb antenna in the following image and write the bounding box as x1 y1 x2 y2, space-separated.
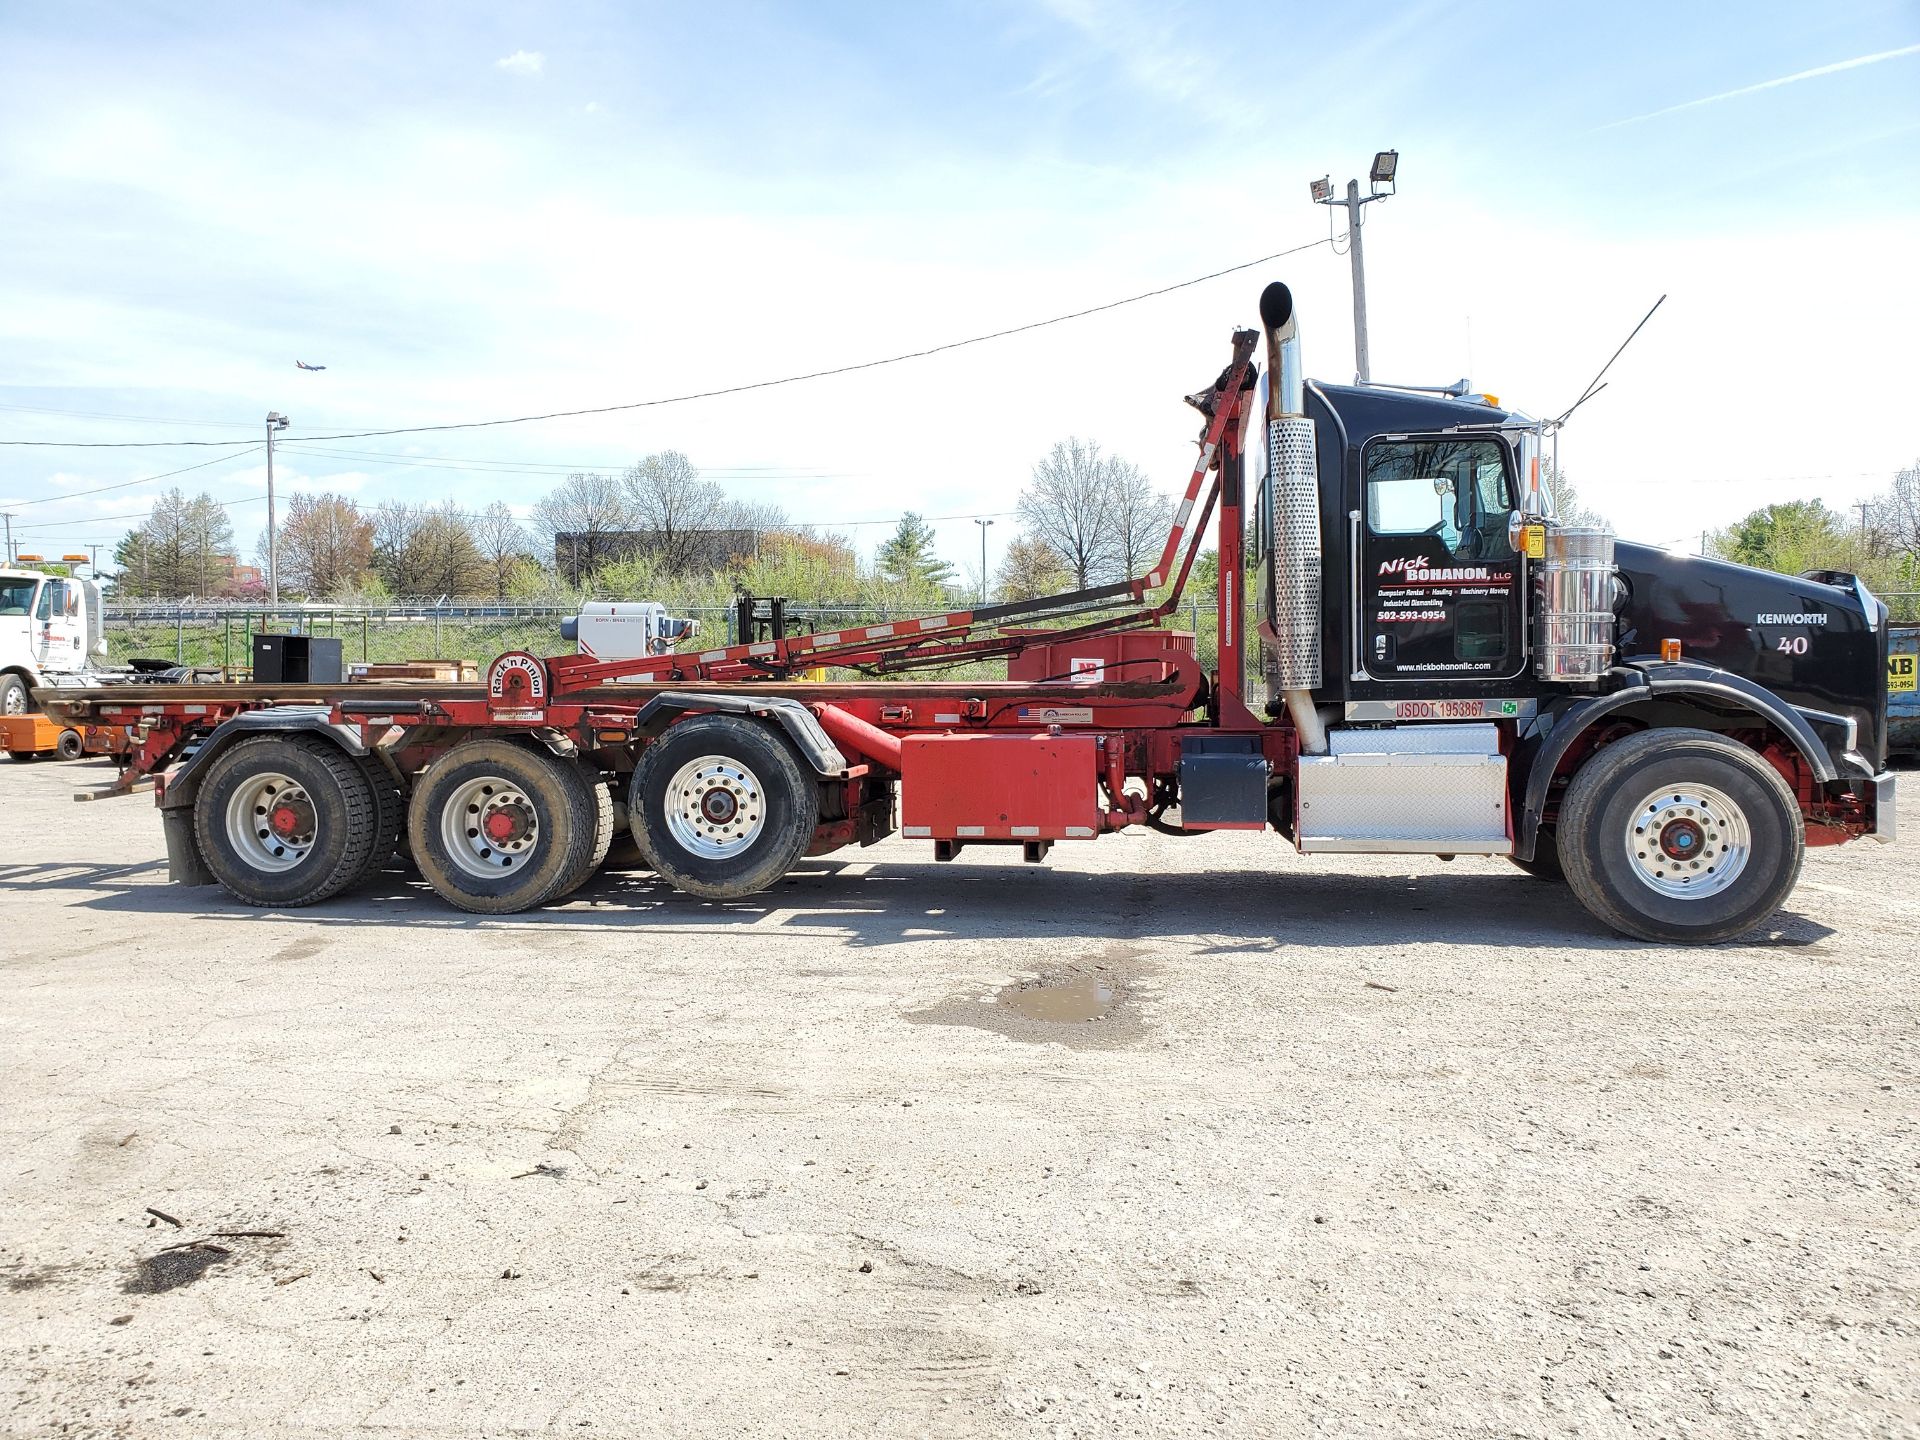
1551 293 1666 430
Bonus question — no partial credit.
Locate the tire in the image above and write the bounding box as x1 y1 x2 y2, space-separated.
8 750 40 763
629 714 817 900
192 736 380 908
555 767 615 897
55 729 84 760
0 674 29 716
350 759 405 889
1507 828 1563 881
1560 728 1804 945
408 740 598 914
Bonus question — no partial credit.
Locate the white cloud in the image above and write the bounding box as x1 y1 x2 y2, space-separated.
495 50 545 78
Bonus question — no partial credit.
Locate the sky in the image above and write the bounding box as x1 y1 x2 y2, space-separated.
1 0 1917 583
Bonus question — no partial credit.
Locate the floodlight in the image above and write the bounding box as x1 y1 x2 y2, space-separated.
1370 149 1398 184
1309 176 1333 203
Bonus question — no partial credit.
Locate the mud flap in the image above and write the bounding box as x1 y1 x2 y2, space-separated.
162 806 215 886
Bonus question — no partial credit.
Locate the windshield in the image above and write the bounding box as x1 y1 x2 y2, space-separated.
0 579 38 616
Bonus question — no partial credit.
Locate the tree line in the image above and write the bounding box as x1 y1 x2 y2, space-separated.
105 446 1920 617
104 439 1183 608
1707 461 1919 605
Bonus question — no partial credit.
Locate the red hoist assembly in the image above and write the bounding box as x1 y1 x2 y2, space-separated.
41 279 1898 945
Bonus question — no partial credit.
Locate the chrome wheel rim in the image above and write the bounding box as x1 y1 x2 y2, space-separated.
664 756 765 859
1625 783 1751 899
441 775 541 879
2 685 25 715
225 771 317 873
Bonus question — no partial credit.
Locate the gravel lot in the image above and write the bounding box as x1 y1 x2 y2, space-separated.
2 756 1914 1438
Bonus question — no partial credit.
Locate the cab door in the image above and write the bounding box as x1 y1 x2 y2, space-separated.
33 579 85 672
1359 435 1526 682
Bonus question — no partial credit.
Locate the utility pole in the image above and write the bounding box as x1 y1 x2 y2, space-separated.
87 544 101 574
265 411 290 608
1311 150 1398 383
974 518 994 604
1856 501 1871 538
1 512 13 565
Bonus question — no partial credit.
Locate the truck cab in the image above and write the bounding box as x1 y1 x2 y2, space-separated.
0 567 109 714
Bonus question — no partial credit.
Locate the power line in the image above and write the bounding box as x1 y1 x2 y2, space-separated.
1 447 265 509
0 236 1334 449
13 495 269 532
276 444 857 480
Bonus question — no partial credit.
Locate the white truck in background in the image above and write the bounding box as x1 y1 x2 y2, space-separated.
0 567 112 714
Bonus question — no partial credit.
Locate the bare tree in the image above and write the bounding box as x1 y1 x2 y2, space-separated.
1869 461 1920 559
531 471 633 583
1104 458 1173 581
276 493 373 597
1017 439 1174 586
369 501 426 593
1019 438 1115 587
622 451 732 574
473 501 531 600
118 488 233 598
182 493 235 596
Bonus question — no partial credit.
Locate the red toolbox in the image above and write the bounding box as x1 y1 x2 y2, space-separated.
899 733 1101 840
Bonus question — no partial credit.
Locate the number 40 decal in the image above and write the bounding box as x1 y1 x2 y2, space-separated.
1776 635 1809 655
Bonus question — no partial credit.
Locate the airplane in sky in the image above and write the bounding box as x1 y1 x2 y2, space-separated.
295 360 326 371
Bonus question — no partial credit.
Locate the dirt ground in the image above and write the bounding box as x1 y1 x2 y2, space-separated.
1 756 1914 1439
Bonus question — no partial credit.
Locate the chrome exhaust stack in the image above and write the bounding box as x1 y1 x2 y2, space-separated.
1258 282 1327 754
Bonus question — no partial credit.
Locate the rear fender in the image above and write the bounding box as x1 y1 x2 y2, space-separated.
157 706 368 811
631 692 849 778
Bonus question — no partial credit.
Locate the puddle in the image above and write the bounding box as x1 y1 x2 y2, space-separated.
909 961 1141 1050
996 978 1115 1023
122 1244 230 1295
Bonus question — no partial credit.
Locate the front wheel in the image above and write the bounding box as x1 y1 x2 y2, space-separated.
0 674 29 715
630 715 817 899
1559 729 1804 945
1507 828 1564 881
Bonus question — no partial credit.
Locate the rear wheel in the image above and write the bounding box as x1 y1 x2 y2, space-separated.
55 729 84 760
351 759 405 888
408 740 597 914
193 736 379 907
555 767 615 897
1560 728 1803 944
630 715 817 899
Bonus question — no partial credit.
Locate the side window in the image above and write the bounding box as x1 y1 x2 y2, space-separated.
1364 440 1514 561
1360 436 1525 680
1368 474 1461 546
34 582 56 621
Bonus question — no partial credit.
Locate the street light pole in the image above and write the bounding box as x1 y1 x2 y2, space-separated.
1311 150 1398 383
974 518 994 604
265 411 290 607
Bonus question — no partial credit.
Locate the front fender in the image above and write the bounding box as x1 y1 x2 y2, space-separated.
1513 661 1838 859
